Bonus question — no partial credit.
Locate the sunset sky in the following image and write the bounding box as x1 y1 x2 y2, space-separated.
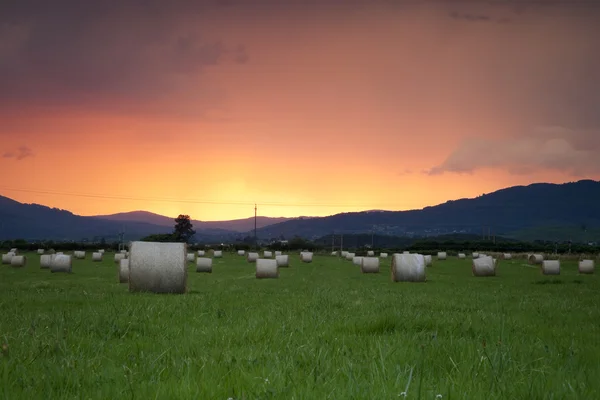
1 0 599 221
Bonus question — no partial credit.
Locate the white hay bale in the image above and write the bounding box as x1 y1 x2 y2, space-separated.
341 251 348 257
128 241 187 294
10 255 26 267
352 256 363 266
479 253 487 258
237 250 245 256
186 252 195 262
331 251 337 256
2 253 14 264
361 257 379 273
437 252 447 260
247 252 259 263
424 255 432 266
472 252 479 258
256 258 278 279
56 252 63 255
74 251 86 259
98 249 105 254
276 254 289 267
119 259 129 283
391 253 426 282
50 254 72 273
196 257 213 273
213 250 222 258
579 260 594 274
37 249 44 254
472 256 496 277
380 253 388 258
92 252 102 262
367 250 374 256
120 249 127 254
198 250 205 256
403 251 410 254
458 253 466 259
263 251 272 258
275 251 282 256
40 254 54 269
529 254 544 265
503 253 512 260
345 252 354 261
115 253 126 263
541 260 560 275
10 248 17 254
301 252 313 263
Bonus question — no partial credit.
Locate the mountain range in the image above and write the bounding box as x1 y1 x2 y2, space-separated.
1 179 600 243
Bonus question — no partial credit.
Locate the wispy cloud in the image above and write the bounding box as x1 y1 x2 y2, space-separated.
3 145 34 160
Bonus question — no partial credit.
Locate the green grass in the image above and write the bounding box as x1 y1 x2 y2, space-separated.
1 253 599 399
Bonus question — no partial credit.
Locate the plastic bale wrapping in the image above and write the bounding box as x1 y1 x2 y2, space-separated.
198 250 205 256
263 251 273 258
196 257 213 273
10 255 26 267
345 252 354 261
424 255 432 267
380 253 388 258
92 252 102 262
2 253 15 264
213 250 223 258
256 259 278 279
331 251 337 256
367 250 374 256
361 257 379 273
458 253 466 259
341 251 348 258
40 254 54 269
472 252 479 259
115 253 126 264
352 256 363 266
50 254 72 273
437 251 447 260
301 252 313 263
119 259 129 283
37 249 44 254
237 250 245 256
391 253 426 282
541 260 560 275
529 254 544 265
503 253 512 260
275 251 282 256
275 255 289 268
472 256 496 277
186 253 195 262
247 252 259 263
578 260 594 274
128 241 187 294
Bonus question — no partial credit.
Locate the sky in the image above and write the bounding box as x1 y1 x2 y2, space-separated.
1 0 599 221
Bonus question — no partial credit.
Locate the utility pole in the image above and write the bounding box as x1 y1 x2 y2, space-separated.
254 204 257 248
331 232 335 253
340 233 343 254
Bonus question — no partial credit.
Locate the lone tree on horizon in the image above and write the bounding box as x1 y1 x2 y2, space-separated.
174 214 195 243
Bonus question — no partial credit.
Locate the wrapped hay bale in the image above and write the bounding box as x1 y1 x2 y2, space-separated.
503 253 512 260
352 256 363 266
275 251 282 256
424 255 432 266
403 251 410 254
276 255 289 267
198 250 206 256
367 250 374 256
186 253 195 262
196 257 213 273
73 251 85 259
247 252 259 263
458 253 466 259
119 259 129 283
115 253 126 264
391 253 426 282
331 251 337 256
256 258 278 279
301 252 313 263
128 241 187 294
541 260 560 275
10 248 18 254
2 253 14 264
361 257 379 273
472 252 479 258
120 249 127 254
345 252 354 261
40 254 54 269
10 255 26 267
56 252 64 255
50 254 72 273
264 251 273 258
529 254 544 265
98 249 105 254
472 256 496 277
213 250 223 258
341 251 348 258
380 253 388 258
92 252 102 262
237 250 245 256
37 249 44 254
578 260 594 274
437 252 447 260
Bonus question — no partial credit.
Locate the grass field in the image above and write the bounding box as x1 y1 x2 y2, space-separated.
1 252 599 399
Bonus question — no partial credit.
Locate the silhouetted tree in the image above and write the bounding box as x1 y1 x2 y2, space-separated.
174 215 196 243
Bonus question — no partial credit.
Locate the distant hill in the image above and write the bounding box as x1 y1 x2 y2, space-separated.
93 211 294 232
252 180 600 243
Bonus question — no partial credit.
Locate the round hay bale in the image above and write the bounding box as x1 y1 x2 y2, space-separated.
541 260 560 275
391 253 426 282
472 252 479 258
331 251 337 256
263 251 273 258
119 259 129 283
98 249 105 254
529 254 544 265
472 256 496 277
276 255 289 267
301 252 313 263
256 258 278 279
40 254 54 269
50 254 72 273
367 250 374 256
361 257 379 273
186 253 195 262
352 256 363 266
424 255 432 266
73 251 85 259
437 252 447 260
247 252 259 263
196 257 213 273
2 253 14 264
198 250 206 256
237 250 245 256
213 250 223 258
345 252 354 261
502 253 511 260
115 253 126 264
341 251 348 258
128 241 187 294
10 255 26 267
92 252 102 262
56 252 63 255
403 251 410 254
120 249 127 254
579 260 594 274
380 253 388 258
37 249 44 254
10 248 17 253
275 251 282 256
458 253 466 259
